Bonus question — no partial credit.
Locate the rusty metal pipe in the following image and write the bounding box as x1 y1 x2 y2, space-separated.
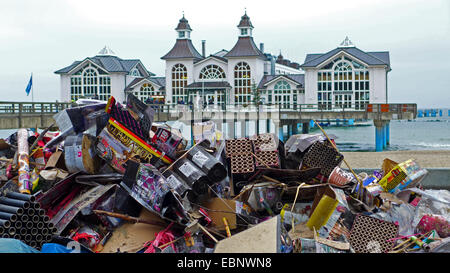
0 197 30 209
6 192 36 202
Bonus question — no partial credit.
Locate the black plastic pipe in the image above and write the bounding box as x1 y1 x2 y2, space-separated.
5 192 36 202
0 212 18 222
0 197 30 209
0 219 11 228
0 204 24 215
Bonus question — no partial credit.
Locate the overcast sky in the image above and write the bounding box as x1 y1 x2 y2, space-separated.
0 0 449 108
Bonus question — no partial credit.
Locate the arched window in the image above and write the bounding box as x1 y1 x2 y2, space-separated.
172 63 187 103
333 61 352 91
273 80 291 108
333 61 352 108
199 65 226 80
70 63 110 101
83 68 98 98
317 56 370 110
234 62 251 104
134 83 157 102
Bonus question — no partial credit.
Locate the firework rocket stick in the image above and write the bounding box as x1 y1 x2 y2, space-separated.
17 129 32 194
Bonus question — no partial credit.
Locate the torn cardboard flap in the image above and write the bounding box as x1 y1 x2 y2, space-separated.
101 208 165 253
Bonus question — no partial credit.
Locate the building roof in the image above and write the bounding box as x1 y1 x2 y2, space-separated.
125 77 166 91
301 47 390 69
184 81 231 89
224 37 266 59
55 55 155 76
237 12 254 28
176 15 192 31
194 54 228 64
258 74 304 89
161 39 204 61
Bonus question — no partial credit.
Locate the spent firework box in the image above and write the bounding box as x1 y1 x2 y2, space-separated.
378 159 428 194
96 97 173 173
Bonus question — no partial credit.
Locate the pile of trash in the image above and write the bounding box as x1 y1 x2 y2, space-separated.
0 94 449 253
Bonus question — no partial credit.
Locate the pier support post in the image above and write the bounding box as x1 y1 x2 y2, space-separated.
227 122 235 139
385 122 390 146
374 120 388 152
292 123 299 135
240 121 246 138
302 121 310 134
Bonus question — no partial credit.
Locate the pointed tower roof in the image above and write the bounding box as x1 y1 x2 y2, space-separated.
339 36 355 48
161 15 203 61
237 10 254 28
224 12 265 59
175 14 192 31
97 46 116 56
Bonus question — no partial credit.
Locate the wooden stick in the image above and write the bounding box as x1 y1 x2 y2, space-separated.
93 210 166 227
251 151 272 169
198 223 219 243
312 119 364 198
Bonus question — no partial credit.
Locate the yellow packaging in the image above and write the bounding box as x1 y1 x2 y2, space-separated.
378 159 427 193
306 195 338 231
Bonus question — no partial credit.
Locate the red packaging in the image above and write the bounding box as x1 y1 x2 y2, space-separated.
416 214 449 238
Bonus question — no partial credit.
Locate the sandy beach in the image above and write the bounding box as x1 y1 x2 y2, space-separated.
342 150 450 168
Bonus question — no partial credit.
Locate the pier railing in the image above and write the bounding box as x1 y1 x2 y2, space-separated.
0 101 72 114
0 101 417 119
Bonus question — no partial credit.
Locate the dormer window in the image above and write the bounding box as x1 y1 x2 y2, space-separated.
130 68 141 77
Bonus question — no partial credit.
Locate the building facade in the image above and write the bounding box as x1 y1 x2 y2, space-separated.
55 14 391 111
55 46 162 103
300 37 391 110
161 13 304 107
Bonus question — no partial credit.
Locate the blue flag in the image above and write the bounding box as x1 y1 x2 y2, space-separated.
25 75 32 96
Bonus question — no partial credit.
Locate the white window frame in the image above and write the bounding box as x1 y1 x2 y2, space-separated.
234 62 251 104
172 63 187 103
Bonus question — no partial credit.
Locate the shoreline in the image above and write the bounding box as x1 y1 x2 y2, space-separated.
342 150 450 168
